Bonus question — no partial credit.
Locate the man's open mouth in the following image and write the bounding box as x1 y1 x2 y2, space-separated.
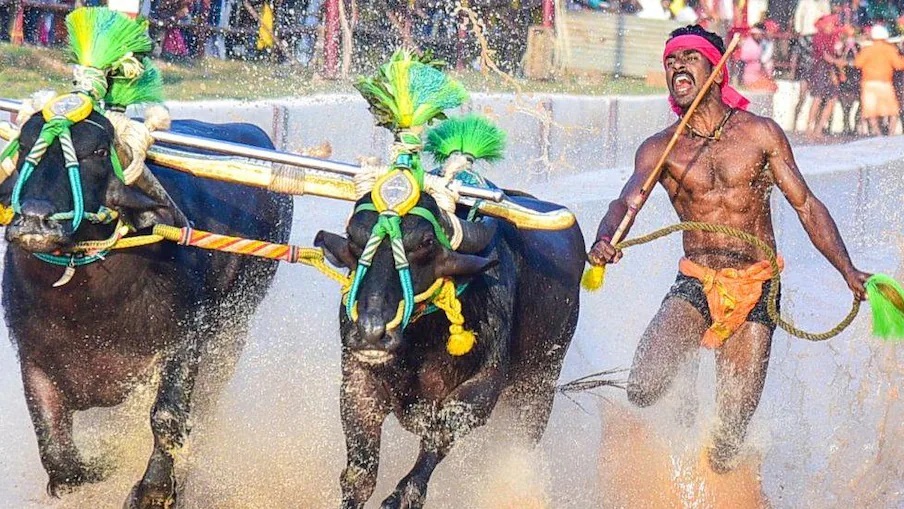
673 72 694 94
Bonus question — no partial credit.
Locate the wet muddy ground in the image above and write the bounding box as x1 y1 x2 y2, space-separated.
2 136 904 508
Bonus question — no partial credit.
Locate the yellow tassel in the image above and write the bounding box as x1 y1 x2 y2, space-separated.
432 279 477 356
581 265 606 291
392 60 413 127
447 326 476 356
0 204 13 226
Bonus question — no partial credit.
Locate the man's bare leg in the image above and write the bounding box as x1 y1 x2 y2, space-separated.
627 298 707 408
817 98 836 134
708 321 774 473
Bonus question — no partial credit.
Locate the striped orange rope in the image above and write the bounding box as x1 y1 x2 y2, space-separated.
152 224 351 289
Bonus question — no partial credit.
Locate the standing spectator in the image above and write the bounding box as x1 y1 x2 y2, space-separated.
836 25 861 134
855 24 904 134
807 14 840 136
793 0 832 129
739 24 778 90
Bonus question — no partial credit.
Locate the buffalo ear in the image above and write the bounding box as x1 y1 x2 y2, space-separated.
105 178 180 230
315 231 358 269
434 250 498 278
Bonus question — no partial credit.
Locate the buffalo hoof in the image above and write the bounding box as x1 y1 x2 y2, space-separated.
46 460 105 497
125 481 176 509
380 482 427 509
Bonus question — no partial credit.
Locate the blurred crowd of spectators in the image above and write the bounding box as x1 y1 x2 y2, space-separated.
0 0 324 64
571 0 904 136
783 5 904 136
6 0 904 134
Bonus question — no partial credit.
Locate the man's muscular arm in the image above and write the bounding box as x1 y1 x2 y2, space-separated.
765 119 870 299
588 135 664 265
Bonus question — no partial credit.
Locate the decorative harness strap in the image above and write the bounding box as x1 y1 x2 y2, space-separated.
8 93 124 233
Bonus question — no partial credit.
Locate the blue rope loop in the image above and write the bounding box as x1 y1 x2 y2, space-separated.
345 210 417 327
34 250 110 267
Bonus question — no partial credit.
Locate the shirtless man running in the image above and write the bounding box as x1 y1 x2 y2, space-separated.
588 25 871 473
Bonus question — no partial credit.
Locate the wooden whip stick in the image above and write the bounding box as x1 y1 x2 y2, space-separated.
582 33 741 291
609 32 741 246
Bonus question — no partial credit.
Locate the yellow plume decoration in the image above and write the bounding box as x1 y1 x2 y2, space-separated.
581 265 606 291
392 59 413 127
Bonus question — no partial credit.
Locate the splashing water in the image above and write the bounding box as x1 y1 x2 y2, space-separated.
2 98 904 509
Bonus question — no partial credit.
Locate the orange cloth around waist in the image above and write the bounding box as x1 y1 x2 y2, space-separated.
679 256 784 349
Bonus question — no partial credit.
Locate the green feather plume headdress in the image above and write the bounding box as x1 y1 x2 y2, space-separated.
355 49 468 131
105 58 164 109
425 115 506 164
66 7 153 101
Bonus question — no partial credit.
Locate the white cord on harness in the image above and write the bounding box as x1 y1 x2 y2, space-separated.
105 105 171 185
424 174 464 250
354 155 385 198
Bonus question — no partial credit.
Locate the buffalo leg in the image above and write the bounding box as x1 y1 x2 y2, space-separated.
382 367 505 509
511 303 579 443
21 360 102 496
340 363 390 509
130 337 201 509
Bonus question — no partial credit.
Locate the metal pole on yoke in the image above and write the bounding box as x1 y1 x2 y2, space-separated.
609 33 741 246
0 98 504 203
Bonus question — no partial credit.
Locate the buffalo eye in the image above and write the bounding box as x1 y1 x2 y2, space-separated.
91 147 110 159
408 234 438 264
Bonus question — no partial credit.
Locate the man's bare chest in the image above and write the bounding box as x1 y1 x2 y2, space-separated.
662 136 767 192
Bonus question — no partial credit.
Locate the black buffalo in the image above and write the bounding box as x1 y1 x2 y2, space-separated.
2 112 292 508
316 191 584 509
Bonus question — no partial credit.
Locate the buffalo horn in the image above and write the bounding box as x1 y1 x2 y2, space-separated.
455 219 498 254
131 166 191 227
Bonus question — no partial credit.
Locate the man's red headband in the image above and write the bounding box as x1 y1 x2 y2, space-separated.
662 34 750 115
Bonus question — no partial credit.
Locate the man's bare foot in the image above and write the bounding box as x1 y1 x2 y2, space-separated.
706 437 741 474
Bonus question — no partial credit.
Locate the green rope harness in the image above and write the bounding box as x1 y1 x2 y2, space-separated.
344 202 453 329
6 104 126 268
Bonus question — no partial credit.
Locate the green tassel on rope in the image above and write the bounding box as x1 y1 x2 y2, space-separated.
425 114 506 163
865 274 904 340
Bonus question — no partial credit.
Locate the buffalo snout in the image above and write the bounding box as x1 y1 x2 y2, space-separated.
6 199 69 253
347 313 403 365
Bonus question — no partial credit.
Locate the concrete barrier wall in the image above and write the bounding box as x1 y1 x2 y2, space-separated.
154 91 774 185
1 90 773 190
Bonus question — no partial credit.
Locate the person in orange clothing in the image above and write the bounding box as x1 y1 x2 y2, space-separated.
855 24 904 135
589 24 870 474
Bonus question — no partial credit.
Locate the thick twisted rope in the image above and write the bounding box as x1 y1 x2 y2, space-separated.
615 221 860 342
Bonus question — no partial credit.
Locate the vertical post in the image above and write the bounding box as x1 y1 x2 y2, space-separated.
10 0 24 46
456 11 466 70
613 12 625 77
324 0 340 79
542 0 554 28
